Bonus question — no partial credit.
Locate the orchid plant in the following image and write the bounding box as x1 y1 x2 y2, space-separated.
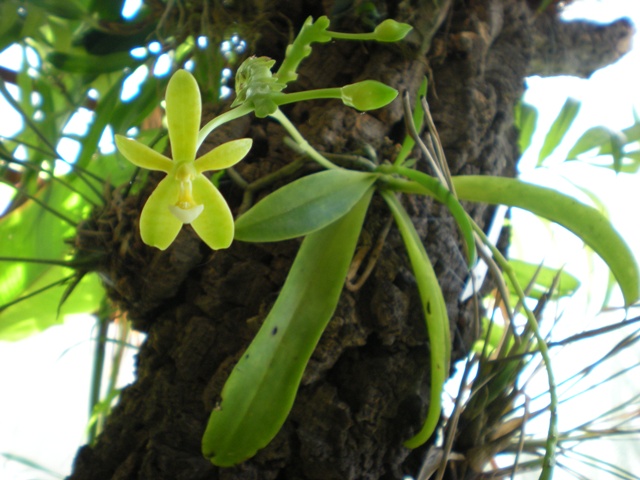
0 8 638 479
110 17 638 476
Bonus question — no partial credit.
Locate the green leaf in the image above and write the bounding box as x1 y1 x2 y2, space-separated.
0 453 64 479
110 74 163 133
26 0 88 19
566 126 626 160
88 0 127 20
79 27 152 55
47 51 139 74
472 317 510 355
452 175 640 306
75 71 128 169
381 191 450 448
611 132 626 174
506 259 580 300
621 118 640 143
0 2 24 53
537 0 555 12
616 151 640 172
601 270 618 310
0 180 101 340
0 270 103 341
514 101 538 154
537 97 581 166
203 189 373 466
234 169 378 242
0 187 74 307
589 128 628 173
582 122 640 171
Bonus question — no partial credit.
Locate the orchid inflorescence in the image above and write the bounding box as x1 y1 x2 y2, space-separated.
115 17 412 251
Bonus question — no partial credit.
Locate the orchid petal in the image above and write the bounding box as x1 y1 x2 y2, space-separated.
194 138 253 174
190 175 235 249
166 70 201 162
115 135 173 172
140 176 182 250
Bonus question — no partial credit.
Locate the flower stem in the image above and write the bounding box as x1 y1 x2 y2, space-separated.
269 109 339 170
275 88 343 106
197 103 254 149
326 31 377 41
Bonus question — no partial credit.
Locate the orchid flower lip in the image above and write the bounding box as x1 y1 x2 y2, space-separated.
169 203 204 224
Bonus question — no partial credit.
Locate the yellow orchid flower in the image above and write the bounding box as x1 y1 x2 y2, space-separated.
115 70 252 250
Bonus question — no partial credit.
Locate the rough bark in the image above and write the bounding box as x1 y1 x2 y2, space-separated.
68 1 632 479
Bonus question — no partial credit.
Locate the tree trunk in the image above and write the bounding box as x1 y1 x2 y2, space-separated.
68 1 632 479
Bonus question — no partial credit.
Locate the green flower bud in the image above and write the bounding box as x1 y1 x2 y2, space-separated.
340 80 398 111
231 56 286 116
372 19 413 42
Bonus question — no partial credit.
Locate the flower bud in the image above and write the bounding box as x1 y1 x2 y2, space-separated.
340 80 398 111
373 19 413 42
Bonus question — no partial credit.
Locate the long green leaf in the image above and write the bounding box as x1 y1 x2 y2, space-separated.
537 97 581 165
203 188 373 466
507 259 580 300
381 191 450 448
566 126 622 160
515 101 538 155
234 169 377 242
47 51 138 74
566 124 630 173
453 175 640 306
0 453 64 479
73 71 128 170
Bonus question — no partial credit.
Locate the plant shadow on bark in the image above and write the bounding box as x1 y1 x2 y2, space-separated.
68 1 633 479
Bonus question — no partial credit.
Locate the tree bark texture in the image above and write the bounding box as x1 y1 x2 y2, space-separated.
69 1 632 479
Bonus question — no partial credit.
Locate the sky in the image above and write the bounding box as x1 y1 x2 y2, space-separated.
1 1 640 478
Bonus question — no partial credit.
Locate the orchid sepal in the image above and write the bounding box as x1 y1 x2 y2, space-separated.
166 69 201 162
